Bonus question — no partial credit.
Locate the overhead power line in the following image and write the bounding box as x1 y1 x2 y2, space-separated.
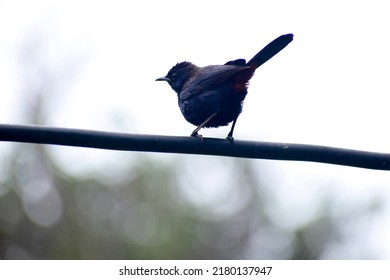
0 124 389 170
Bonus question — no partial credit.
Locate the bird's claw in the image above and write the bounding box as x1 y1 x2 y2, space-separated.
226 133 234 143
190 131 203 142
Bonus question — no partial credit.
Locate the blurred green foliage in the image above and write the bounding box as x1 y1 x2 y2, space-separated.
0 26 383 260
0 142 382 259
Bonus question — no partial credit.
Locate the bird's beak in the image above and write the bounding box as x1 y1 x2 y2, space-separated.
155 76 170 82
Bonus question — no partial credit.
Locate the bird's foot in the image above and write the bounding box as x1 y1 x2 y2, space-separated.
226 133 234 143
190 131 203 142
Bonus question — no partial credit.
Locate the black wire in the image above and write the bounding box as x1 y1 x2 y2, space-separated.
0 123 389 170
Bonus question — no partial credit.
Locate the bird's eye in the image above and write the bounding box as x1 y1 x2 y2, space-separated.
170 73 177 80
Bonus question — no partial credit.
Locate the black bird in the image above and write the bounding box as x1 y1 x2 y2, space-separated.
156 33 293 139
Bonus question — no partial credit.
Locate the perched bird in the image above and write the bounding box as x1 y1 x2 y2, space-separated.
156 33 293 139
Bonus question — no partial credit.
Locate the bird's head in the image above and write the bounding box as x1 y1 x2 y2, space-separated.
156 61 196 94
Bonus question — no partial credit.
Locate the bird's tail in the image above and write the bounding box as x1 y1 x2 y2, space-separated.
247 34 293 69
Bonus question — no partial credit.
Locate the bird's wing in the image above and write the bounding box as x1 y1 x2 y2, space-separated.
180 64 250 100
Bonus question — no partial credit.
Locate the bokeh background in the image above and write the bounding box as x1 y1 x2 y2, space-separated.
1 0 390 259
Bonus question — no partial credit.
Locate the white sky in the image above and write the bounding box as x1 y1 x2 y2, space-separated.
1 0 390 258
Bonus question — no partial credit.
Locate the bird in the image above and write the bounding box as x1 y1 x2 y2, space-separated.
156 33 293 140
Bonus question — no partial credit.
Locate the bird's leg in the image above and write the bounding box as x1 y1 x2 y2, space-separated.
227 117 238 142
190 111 219 137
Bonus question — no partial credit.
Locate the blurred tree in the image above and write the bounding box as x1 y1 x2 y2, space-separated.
1 142 383 259
0 22 383 260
